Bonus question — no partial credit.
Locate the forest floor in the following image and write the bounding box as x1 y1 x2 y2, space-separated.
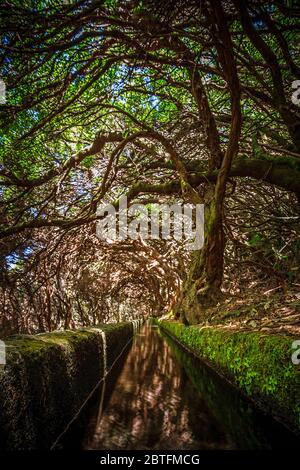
204 286 300 337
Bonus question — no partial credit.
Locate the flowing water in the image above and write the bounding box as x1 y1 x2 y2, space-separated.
58 323 300 450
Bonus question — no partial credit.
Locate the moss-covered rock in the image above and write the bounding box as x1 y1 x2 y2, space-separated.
158 320 300 433
0 321 136 450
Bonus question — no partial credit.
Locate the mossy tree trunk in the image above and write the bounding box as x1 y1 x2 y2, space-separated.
174 196 225 324
174 0 241 324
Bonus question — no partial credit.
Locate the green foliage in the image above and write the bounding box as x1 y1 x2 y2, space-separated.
248 233 263 247
1 0 300 332
158 320 300 430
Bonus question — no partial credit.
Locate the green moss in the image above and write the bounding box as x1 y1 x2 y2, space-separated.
0 322 135 450
158 320 300 432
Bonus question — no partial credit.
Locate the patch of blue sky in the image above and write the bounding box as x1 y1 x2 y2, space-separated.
5 247 33 269
149 95 159 109
28 207 38 218
5 253 17 269
253 18 266 29
27 110 40 121
143 75 160 108
1 35 11 45
23 247 33 256
110 76 126 96
61 52 71 61
70 64 86 81
75 187 90 196
2 56 12 67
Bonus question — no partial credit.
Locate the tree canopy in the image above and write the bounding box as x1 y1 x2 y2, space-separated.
0 0 300 334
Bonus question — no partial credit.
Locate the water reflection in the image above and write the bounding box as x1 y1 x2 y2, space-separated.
82 324 299 450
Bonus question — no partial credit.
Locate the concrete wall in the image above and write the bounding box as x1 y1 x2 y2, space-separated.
0 321 142 450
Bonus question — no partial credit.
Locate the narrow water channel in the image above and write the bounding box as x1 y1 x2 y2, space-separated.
58 323 300 450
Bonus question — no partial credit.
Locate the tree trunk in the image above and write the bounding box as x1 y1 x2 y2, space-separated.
174 195 225 324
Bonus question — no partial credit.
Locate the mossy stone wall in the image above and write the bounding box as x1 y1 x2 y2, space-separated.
158 320 300 433
0 322 136 450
